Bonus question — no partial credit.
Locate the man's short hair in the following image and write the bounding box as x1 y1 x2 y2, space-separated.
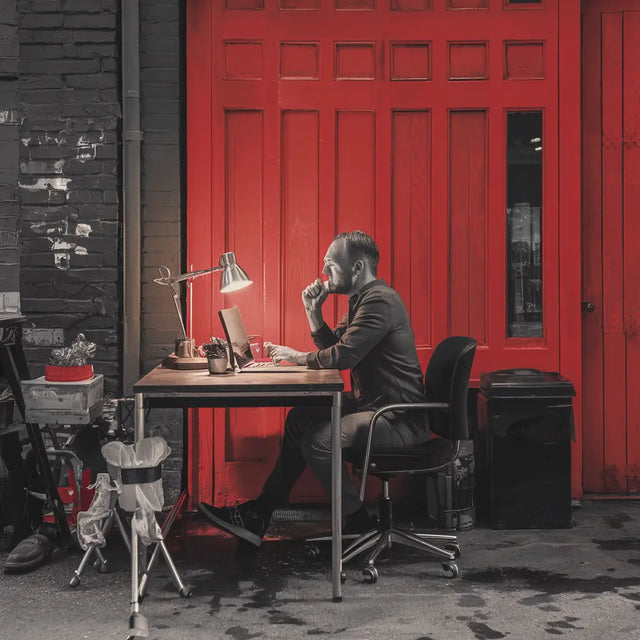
334 230 380 276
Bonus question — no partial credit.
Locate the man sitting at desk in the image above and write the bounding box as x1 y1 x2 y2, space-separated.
198 230 429 547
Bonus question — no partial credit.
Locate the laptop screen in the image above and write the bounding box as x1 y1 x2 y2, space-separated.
218 306 254 368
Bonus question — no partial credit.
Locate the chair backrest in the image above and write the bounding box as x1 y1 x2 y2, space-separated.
424 336 477 441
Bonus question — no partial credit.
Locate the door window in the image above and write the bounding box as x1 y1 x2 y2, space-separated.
506 111 542 338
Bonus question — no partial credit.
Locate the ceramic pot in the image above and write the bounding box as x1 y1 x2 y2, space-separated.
207 357 227 374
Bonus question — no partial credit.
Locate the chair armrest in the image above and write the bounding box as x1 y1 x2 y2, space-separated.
366 402 449 418
358 402 450 502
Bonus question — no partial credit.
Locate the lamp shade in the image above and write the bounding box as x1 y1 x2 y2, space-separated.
219 251 252 293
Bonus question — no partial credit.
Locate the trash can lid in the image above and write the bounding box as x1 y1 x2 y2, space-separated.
480 368 576 398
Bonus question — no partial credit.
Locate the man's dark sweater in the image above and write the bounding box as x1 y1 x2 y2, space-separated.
306 279 428 435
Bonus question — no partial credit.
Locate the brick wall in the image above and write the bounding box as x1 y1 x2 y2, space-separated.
13 0 185 501
0 0 20 311
17 0 121 393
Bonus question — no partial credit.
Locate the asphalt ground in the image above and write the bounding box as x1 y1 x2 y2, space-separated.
1 500 640 640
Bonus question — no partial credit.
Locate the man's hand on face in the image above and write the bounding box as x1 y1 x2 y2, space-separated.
264 342 307 366
302 278 329 312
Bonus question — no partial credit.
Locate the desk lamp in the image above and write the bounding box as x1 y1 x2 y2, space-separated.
154 251 252 369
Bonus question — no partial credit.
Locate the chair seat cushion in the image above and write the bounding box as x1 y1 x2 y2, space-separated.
352 437 456 476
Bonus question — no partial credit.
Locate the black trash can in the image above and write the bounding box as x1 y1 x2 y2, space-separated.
477 368 575 529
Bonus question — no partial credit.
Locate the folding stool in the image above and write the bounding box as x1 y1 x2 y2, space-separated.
70 472 130 587
102 437 191 639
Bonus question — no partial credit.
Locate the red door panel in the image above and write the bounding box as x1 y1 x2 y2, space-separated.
623 12 640 493
449 110 487 343
187 0 573 505
392 111 431 348
582 2 640 494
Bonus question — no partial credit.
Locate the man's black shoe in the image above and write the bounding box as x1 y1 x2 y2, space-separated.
198 501 269 547
3 533 53 574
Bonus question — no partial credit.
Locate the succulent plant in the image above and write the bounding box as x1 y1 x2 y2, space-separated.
202 337 227 359
49 333 97 366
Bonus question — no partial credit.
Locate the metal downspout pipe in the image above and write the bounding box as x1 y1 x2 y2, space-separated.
122 0 142 393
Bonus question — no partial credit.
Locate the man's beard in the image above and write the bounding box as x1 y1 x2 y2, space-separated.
328 278 351 295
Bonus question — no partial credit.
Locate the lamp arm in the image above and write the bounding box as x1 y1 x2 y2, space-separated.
170 285 188 340
176 265 224 283
158 265 223 286
154 265 223 341
173 267 223 339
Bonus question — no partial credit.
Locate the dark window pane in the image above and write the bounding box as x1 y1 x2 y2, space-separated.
506 112 542 338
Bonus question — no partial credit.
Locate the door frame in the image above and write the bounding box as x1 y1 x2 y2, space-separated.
557 0 582 498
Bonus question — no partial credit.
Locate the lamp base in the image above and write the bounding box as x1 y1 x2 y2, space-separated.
161 354 208 370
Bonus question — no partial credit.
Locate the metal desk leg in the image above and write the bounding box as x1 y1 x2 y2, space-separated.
331 391 342 602
134 392 145 443
133 394 144 576
127 392 148 636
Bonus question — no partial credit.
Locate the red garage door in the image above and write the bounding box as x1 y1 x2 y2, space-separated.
186 0 580 505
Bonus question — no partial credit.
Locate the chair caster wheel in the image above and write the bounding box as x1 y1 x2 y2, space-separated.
92 558 102 569
441 561 459 578
305 544 321 559
341 571 347 584
179 585 193 597
362 566 378 584
69 575 80 588
97 561 109 574
444 543 461 559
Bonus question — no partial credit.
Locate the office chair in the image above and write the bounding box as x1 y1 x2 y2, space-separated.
313 336 477 584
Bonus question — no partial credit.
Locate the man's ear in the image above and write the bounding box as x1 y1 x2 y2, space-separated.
353 259 364 274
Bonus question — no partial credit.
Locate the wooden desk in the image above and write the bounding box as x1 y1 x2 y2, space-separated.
133 365 345 601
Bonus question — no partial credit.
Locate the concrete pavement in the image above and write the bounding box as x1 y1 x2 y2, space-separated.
1 500 640 640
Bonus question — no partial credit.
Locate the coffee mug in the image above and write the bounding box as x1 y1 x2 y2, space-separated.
248 335 264 360
175 338 195 359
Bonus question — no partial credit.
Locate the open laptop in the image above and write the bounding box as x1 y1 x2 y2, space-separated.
218 306 308 373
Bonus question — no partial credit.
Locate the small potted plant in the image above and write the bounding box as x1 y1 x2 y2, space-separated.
45 333 96 381
202 337 228 374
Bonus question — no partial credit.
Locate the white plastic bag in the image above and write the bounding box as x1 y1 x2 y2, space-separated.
101 437 171 546
76 473 118 551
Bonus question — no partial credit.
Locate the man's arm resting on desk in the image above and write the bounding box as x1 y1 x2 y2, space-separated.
265 343 310 366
